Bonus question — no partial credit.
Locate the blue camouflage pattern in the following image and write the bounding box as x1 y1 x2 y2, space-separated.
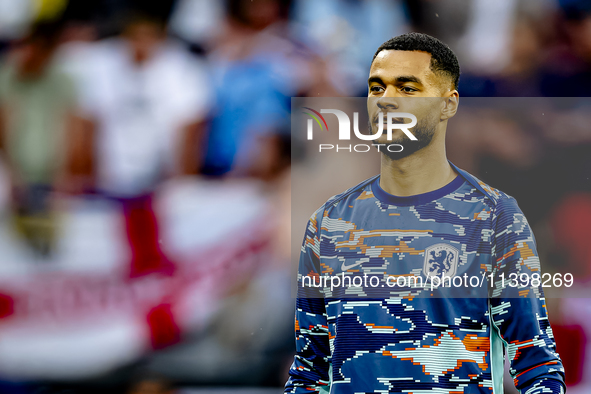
285 163 565 394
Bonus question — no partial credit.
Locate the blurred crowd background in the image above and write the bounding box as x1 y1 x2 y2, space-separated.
0 0 589 393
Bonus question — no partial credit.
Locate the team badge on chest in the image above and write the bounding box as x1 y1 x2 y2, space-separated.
424 243 459 277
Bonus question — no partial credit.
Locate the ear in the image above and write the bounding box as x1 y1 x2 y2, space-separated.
441 90 459 121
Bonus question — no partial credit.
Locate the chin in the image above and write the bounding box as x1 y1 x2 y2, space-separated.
374 136 406 145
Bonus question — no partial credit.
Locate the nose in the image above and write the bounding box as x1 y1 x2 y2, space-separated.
377 97 399 111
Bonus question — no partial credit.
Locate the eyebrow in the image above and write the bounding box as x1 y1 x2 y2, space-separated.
368 75 424 86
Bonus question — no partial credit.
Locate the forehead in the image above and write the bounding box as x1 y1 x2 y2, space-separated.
369 50 436 84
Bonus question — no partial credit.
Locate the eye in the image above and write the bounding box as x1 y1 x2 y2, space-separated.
370 85 384 93
401 86 417 93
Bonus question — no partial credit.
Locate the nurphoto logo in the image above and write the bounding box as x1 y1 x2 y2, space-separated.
302 107 417 153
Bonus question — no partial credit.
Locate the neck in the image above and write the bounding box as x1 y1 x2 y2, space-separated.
379 131 457 197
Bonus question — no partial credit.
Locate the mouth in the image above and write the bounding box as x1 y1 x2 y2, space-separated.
373 117 407 126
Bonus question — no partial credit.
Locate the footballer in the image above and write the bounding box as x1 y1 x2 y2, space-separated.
285 33 566 394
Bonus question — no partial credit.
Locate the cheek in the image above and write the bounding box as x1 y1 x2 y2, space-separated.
367 99 380 115
413 101 444 122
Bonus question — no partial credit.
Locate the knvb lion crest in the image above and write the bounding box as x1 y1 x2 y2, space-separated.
424 243 459 277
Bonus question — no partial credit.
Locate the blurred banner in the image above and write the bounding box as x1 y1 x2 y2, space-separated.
0 179 273 380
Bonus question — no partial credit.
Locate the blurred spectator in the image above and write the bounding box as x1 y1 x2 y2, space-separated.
457 0 591 97
0 21 76 257
540 0 591 96
551 193 591 280
127 370 175 394
72 11 211 277
202 0 335 179
0 0 33 49
492 16 548 96
169 0 225 50
404 0 472 63
293 0 408 95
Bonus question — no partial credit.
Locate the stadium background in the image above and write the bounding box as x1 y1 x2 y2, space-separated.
0 0 589 393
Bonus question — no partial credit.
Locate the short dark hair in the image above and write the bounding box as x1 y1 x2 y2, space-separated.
372 32 460 90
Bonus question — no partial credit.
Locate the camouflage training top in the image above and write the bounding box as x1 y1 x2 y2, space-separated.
285 163 565 394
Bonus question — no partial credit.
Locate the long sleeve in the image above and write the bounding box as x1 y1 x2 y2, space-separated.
489 196 566 394
285 211 331 393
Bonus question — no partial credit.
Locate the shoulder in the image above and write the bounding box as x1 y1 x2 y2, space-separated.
307 174 379 228
325 175 379 208
453 165 527 237
156 40 204 69
70 39 125 77
453 164 519 211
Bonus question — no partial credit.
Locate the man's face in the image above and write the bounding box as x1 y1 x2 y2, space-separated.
125 21 164 63
367 50 450 158
15 40 56 77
